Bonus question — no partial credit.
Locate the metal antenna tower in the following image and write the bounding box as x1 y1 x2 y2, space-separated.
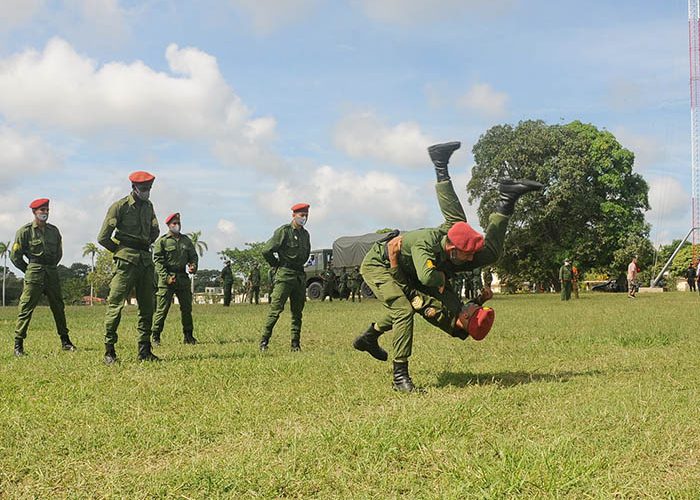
690 0 700 262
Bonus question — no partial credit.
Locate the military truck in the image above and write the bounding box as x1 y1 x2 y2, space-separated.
304 232 390 300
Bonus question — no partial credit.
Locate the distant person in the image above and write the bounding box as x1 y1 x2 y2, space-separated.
471 267 483 299
572 263 580 299
338 267 350 300
685 263 697 292
627 255 639 298
349 266 362 302
221 261 233 306
10 198 75 356
321 264 337 302
559 259 572 301
248 263 261 305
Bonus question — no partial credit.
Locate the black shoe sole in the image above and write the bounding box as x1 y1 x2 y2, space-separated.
352 336 388 361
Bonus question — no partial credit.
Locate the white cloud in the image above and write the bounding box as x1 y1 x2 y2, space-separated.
357 0 516 25
0 0 44 30
333 111 435 168
0 38 279 169
229 0 320 34
0 125 61 186
613 127 664 172
217 219 237 235
647 176 688 222
457 82 509 119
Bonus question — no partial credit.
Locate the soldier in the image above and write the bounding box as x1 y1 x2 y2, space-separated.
221 261 234 306
260 203 311 352
151 213 198 345
350 266 362 302
559 259 572 301
321 264 337 302
483 267 493 288
572 262 580 298
471 267 483 299
10 198 75 356
338 267 350 300
248 263 261 305
98 171 160 364
353 141 542 391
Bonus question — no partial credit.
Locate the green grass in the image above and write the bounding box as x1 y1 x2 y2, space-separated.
2 292 700 498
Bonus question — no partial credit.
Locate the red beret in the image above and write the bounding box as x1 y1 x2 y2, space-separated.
467 306 494 341
447 222 484 253
29 198 49 209
291 203 310 213
129 171 155 184
165 213 180 224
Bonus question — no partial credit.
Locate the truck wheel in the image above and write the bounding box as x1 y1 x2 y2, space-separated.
360 281 374 299
307 282 323 300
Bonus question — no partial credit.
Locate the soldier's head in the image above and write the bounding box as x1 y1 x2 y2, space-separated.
455 303 494 340
29 198 50 224
291 203 310 228
129 171 155 202
445 222 484 264
165 213 181 235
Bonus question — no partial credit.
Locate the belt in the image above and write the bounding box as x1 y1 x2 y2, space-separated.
28 258 52 265
120 240 151 251
280 265 304 274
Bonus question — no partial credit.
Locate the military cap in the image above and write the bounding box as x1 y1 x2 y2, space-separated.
291 202 310 213
165 212 180 224
129 171 155 184
467 306 494 341
447 221 484 253
29 198 50 209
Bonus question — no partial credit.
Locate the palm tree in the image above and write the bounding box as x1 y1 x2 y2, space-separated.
187 231 208 294
82 242 99 306
0 241 9 307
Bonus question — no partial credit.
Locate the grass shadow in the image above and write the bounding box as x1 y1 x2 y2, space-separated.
166 351 250 362
433 369 603 388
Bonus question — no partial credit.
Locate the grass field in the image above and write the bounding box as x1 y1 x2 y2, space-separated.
1 291 700 498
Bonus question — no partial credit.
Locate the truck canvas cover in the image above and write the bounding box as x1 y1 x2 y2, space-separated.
332 232 391 268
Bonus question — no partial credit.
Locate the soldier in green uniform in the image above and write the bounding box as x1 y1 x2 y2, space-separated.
248 263 261 305
349 266 362 302
10 198 75 356
338 267 350 300
151 212 199 345
353 141 542 391
559 259 572 301
260 203 311 352
221 261 234 306
321 264 337 302
98 171 160 364
471 267 483 299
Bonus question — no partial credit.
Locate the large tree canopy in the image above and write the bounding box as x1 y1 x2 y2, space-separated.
467 120 652 289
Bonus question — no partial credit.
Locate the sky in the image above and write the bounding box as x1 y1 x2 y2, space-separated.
0 0 693 270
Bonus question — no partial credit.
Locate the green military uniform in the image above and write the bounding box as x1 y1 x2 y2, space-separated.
472 267 483 298
321 267 336 301
361 180 508 361
349 267 362 302
261 222 310 343
151 232 198 343
221 263 233 306
338 268 349 300
483 268 493 288
248 266 261 304
98 194 159 345
11 221 70 344
559 263 572 301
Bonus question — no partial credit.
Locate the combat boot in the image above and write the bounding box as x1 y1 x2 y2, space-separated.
259 337 270 352
137 341 161 362
152 332 161 346
183 332 197 345
352 324 388 361
291 339 301 352
392 361 416 393
14 339 25 357
496 179 544 216
104 343 117 365
60 335 77 351
427 141 461 182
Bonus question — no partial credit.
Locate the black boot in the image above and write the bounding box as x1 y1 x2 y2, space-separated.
291 339 301 352
183 332 197 345
60 335 77 351
352 324 388 361
137 341 160 362
104 343 117 365
14 339 25 357
393 361 416 393
152 332 161 346
428 141 461 182
259 337 270 352
496 179 544 216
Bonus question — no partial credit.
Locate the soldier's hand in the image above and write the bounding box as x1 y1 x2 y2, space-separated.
479 287 493 303
387 236 403 268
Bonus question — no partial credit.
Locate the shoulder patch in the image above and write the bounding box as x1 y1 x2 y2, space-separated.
426 259 435 269
12 242 20 252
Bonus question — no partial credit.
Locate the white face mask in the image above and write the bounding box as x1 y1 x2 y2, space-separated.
294 215 307 226
36 213 49 222
169 223 181 234
134 186 151 201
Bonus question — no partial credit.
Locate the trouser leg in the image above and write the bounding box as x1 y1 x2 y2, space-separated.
134 264 155 343
14 280 43 340
176 285 194 335
289 276 306 341
152 286 174 337
105 259 137 345
262 279 292 339
45 272 69 337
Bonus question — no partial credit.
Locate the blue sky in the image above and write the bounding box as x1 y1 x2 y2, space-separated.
0 0 693 269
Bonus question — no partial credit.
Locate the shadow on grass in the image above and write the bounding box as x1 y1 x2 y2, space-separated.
166 351 250 362
433 369 603 388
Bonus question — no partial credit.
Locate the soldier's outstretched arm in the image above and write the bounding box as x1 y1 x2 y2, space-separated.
97 203 119 252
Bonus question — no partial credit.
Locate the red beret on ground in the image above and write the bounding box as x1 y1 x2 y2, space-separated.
467 306 494 341
165 213 180 224
29 198 49 209
129 171 155 184
291 203 310 213
447 221 484 253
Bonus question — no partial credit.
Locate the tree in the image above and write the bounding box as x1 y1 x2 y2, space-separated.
187 230 208 294
467 120 651 290
82 242 99 305
219 242 271 293
90 249 115 298
0 240 9 306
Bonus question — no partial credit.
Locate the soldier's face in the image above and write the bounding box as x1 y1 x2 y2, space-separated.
33 207 49 222
449 247 475 264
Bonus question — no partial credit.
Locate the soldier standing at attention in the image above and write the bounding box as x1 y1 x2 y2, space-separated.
572 262 580 298
221 261 234 306
321 264 337 302
151 213 198 345
260 203 311 352
98 171 160 364
248 263 261 304
338 267 350 300
559 259 573 301
350 266 362 302
11 198 75 356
